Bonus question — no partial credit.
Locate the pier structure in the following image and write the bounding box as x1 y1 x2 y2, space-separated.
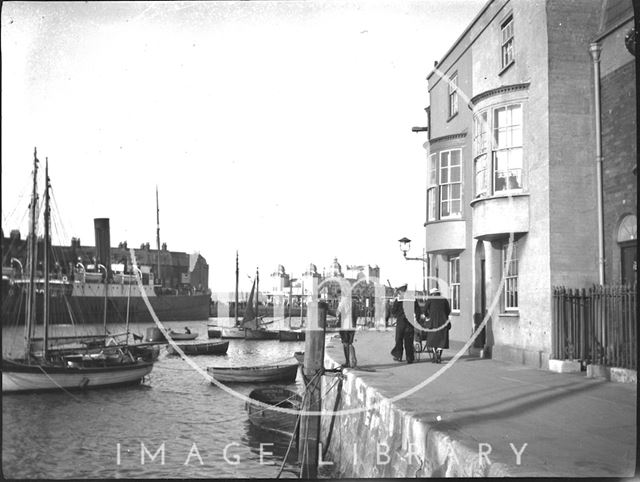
317 330 635 477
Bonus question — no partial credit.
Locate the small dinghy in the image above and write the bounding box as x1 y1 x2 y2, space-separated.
207 360 299 383
246 386 302 436
166 340 229 356
167 330 198 341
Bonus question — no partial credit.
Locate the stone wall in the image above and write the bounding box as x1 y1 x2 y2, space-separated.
319 369 509 477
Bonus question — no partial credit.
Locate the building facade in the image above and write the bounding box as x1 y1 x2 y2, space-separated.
1 230 210 295
422 0 636 367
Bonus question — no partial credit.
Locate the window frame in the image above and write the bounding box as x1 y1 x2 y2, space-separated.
502 241 518 311
427 153 438 222
473 111 489 198
501 16 515 70
448 73 459 119
439 150 462 219
473 103 524 197
426 149 463 222
449 256 460 312
492 104 523 194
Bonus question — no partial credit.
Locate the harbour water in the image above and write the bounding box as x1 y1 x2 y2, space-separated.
2 318 314 479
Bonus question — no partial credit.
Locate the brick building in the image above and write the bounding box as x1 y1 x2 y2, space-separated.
419 0 636 368
1 231 210 294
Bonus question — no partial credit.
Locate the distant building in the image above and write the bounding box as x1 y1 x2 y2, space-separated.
265 258 390 323
1 232 210 295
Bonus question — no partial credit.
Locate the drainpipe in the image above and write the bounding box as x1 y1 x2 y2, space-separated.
589 42 605 285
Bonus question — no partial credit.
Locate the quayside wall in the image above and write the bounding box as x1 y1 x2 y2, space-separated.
318 363 509 477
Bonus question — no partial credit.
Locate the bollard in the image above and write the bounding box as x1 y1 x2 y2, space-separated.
299 299 327 479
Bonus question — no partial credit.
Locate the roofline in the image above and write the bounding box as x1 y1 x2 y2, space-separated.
427 0 494 81
592 14 634 43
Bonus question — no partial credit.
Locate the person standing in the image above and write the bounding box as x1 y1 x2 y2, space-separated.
390 285 419 364
337 294 358 368
424 287 451 363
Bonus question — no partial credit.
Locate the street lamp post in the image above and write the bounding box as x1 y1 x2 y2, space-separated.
398 237 428 297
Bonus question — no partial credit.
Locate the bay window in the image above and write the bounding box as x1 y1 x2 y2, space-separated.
493 105 522 192
473 112 488 197
473 103 523 197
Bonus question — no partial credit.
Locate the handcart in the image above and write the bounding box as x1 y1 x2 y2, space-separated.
413 318 436 362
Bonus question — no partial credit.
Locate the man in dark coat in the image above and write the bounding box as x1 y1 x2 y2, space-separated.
390 285 419 364
424 287 451 363
337 295 358 368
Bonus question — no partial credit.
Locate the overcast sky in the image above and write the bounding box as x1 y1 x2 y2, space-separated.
2 0 485 293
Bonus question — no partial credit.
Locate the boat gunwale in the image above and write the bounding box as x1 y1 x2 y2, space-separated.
1 357 154 374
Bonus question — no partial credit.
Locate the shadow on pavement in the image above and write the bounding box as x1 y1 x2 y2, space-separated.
413 377 608 428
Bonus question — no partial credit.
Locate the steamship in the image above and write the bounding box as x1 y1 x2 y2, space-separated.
1 218 211 325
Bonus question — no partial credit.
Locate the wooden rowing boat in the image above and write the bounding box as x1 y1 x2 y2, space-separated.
166 340 229 356
245 386 302 436
167 330 198 341
207 360 299 383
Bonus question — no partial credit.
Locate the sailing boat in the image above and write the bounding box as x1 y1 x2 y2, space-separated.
220 251 247 339
243 269 278 340
2 150 155 393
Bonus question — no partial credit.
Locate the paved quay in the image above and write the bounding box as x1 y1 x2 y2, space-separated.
322 329 637 478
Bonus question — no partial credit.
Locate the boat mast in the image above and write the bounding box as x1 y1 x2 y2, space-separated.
24 148 39 359
43 158 51 360
125 270 132 343
156 185 161 286
255 267 259 321
235 250 239 326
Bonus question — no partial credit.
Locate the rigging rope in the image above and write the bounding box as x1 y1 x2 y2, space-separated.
35 365 84 403
275 389 306 479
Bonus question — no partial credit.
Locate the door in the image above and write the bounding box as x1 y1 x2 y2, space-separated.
621 243 637 285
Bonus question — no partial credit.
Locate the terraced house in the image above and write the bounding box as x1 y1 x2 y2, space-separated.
419 0 636 368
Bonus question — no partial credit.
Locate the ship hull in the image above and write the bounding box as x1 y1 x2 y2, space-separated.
2 359 153 392
1 288 210 325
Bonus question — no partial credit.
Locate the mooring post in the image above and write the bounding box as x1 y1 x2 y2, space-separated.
299 299 327 478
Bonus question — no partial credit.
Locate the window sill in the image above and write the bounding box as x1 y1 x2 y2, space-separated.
446 111 459 123
469 191 529 208
499 312 519 318
451 311 461 316
499 60 515 76
425 217 464 225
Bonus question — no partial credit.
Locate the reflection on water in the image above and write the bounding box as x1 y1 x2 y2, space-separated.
2 319 317 479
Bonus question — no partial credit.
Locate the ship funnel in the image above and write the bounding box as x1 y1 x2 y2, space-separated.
94 218 111 278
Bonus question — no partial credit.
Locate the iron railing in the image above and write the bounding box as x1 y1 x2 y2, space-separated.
552 284 636 370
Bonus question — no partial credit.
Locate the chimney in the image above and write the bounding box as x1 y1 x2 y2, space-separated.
94 218 111 277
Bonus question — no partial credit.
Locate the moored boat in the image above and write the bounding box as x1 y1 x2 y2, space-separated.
278 330 305 342
167 330 198 341
2 151 156 393
166 340 229 356
207 324 222 338
220 327 246 339
1 187 210 326
207 360 299 383
244 328 279 340
245 386 302 436
2 356 153 392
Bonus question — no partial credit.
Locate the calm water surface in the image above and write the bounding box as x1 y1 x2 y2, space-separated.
2 319 316 479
